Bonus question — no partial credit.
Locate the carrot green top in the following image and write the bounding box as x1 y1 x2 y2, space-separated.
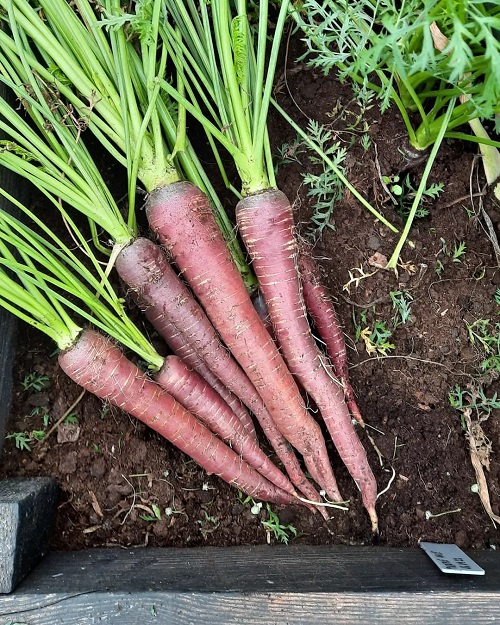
160 0 291 197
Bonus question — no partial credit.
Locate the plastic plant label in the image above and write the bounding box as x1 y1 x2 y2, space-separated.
420 542 485 575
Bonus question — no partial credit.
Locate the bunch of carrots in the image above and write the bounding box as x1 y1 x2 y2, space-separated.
0 0 378 530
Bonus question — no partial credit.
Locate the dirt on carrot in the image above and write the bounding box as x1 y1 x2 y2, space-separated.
1 36 500 550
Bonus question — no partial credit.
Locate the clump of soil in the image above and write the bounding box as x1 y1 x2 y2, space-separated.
1 40 500 551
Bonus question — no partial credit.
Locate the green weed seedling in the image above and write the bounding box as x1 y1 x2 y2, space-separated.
450 290 500 424
237 490 263 515
353 310 395 356
140 504 162 522
275 134 305 170
390 290 413 328
449 385 500 429
261 504 297 545
21 372 50 392
466 318 500 373
5 431 32 451
302 119 348 239
197 510 220 539
436 237 467 273
388 174 444 221
30 405 50 427
452 241 467 263
64 412 79 425
435 258 445 277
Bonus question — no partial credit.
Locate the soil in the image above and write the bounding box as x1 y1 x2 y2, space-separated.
1 33 500 552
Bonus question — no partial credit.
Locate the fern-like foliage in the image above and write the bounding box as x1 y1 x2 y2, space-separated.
302 120 347 239
292 0 500 147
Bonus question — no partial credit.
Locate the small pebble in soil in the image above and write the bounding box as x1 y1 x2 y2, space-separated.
367 235 381 251
198 489 213 504
152 520 171 540
278 507 296 526
57 423 80 444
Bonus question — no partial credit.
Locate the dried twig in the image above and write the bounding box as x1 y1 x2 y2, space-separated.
464 410 500 527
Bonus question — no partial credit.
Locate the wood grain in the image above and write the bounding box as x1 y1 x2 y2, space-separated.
0 478 59 593
2 546 499 623
3 589 500 624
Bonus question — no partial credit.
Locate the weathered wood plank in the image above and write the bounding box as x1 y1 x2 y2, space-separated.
6 546 499 593
0 478 59 593
2 589 500 625
1 546 499 623
0 306 16 456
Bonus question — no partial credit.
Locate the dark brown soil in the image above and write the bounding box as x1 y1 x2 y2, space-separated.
1 35 500 551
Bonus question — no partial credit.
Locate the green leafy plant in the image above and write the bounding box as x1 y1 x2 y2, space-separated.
21 372 50 392
292 0 500 151
197 510 220 538
466 319 500 373
435 237 467 274
290 0 500 265
302 120 348 238
449 384 500 429
275 134 306 169
384 174 444 221
64 412 79 425
261 503 297 545
435 258 445 277
450 292 500 428
140 504 162 522
353 310 395 356
452 241 467 263
5 432 32 451
390 290 413 328
30 405 50 427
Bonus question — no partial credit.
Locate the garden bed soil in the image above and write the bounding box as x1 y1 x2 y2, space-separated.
1 37 500 552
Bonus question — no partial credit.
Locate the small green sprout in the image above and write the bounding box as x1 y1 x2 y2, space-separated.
435 259 445 277
261 504 297 545
64 412 79 425
452 241 466 262
30 430 45 441
5 432 32 451
21 372 50 392
390 290 413 328
140 504 162 522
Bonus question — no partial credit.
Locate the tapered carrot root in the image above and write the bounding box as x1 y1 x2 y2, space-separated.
58 329 297 505
160 328 325 513
146 181 342 502
156 355 296 496
155 317 256 436
298 244 364 426
237 190 378 531
118 230 331 507
116 238 257 441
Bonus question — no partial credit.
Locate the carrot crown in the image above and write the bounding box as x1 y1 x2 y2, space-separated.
0 0 256 288
0 189 164 368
